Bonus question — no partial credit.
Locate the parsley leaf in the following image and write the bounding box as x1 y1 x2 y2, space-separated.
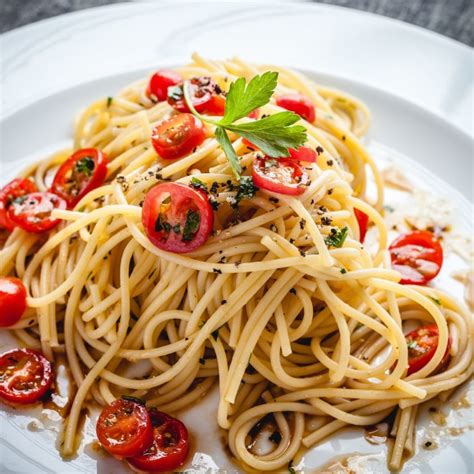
225 112 307 158
324 227 348 248
215 127 241 179
190 177 208 193
183 73 308 179
236 176 258 203
182 209 200 241
220 71 278 125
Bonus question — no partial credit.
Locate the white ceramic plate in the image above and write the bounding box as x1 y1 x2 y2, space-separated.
0 2 473 473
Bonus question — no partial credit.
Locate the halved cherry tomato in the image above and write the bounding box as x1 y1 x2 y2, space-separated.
355 208 369 242
0 348 53 404
0 178 37 231
0 277 27 327
288 146 317 163
128 410 189 473
8 192 66 233
167 77 225 115
142 183 214 253
389 231 443 285
248 109 260 119
252 157 309 196
146 70 182 103
51 148 108 208
96 398 153 458
405 324 451 376
276 93 316 122
151 114 206 160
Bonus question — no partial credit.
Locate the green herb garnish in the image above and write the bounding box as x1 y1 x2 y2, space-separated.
182 209 200 241
106 97 113 107
429 296 441 306
183 72 307 180
75 156 95 176
324 226 348 248
190 177 208 193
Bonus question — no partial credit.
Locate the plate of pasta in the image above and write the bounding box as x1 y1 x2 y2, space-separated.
0 48 473 474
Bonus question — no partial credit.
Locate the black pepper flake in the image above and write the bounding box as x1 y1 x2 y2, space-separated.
316 146 324 155
321 216 332 226
326 160 334 166
234 261 241 267
218 256 226 263
289 238 295 244
429 407 437 413
310 199 315 205
213 268 222 274
342 135 346 141
327 188 333 195
424 441 433 448
155 173 163 180
299 249 306 257
299 219 306 230
221 299 227 305
289 288 296 295
269 197 279 204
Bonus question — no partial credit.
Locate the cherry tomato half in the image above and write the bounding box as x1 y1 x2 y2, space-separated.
96 398 153 458
51 148 109 208
151 114 206 160
0 348 53 404
276 93 316 123
167 77 225 115
0 179 38 231
142 183 214 253
128 410 189 473
0 277 27 327
405 324 451 376
389 230 443 285
146 70 182 103
8 192 66 233
288 146 317 163
252 157 309 196
354 208 369 242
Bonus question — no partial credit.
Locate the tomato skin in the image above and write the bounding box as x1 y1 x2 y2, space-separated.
405 324 451 376
151 114 206 160
0 179 38 231
142 183 214 254
146 70 182 102
96 399 153 458
128 410 189 473
248 109 260 119
252 157 309 196
276 94 316 122
0 277 27 327
50 148 109 208
8 192 66 233
288 146 317 163
389 231 443 285
167 77 224 115
0 348 53 404
354 208 369 242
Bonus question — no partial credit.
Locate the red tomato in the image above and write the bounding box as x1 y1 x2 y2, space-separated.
8 192 66 233
0 277 27 327
146 70 182 102
167 77 225 115
96 398 153 458
0 179 37 231
276 93 316 122
128 410 189 473
142 183 214 253
151 114 206 160
252 157 309 196
389 231 443 285
50 148 109 208
354 208 369 242
0 348 53 404
248 109 260 119
405 324 451 376
288 146 317 163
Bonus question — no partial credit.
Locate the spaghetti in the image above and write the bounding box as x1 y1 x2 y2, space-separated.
0 54 472 472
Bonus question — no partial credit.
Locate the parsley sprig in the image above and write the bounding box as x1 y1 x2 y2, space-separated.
183 72 307 181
